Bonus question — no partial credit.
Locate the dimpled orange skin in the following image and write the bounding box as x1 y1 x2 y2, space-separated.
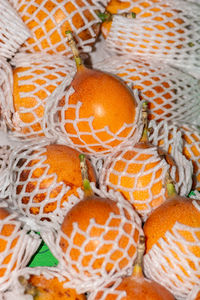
16 0 100 55
60 196 139 274
17 144 96 216
60 65 137 153
102 141 179 216
27 274 86 300
12 65 66 136
0 208 18 277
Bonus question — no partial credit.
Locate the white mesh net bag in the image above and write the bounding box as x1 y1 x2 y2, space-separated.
0 203 41 292
99 121 193 221
7 139 97 231
41 184 143 294
43 73 143 157
0 58 13 133
0 0 30 60
2 266 76 300
94 54 200 126
88 276 130 299
102 0 200 79
9 0 106 56
187 285 200 300
143 198 200 300
2 53 76 140
149 120 200 191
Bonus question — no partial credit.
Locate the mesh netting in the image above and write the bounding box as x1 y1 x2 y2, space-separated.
0 145 13 200
102 0 200 79
0 0 30 60
43 75 143 156
94 55 200 126
148 120 193 195
7 140 90 231
88 277 129 299
187 285 200 300
99 123 192 220
42 185 143 294
149 120 200 190
0 58 14 133
0 204 41 292
0 266 70 300
9 0 105 56
3 53 76 140
144 199 200 300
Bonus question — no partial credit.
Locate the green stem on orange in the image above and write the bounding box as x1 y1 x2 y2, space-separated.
97 11 136 22
165 172 177 198
65 30 84 70
132 235 146 277
79 154 93 197
140 101 149 143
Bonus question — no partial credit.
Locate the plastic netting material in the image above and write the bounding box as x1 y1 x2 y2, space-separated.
149 120 200 190
2 53 76 140
187 285 200 300
0 58 14 133
41 185 143 294
43 75 143 156
99 120 193 220
94 55 200 126
0 205 41 292
0 0 30 60
102 0 200 79
0 266 69 300
7 140 89 231
143 199 200 300
9 0 105 56
88 276 130 299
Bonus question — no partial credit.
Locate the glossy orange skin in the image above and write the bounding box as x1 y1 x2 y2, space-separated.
60 196 139 274
28 274 86 299
60 65 137 153
17 144 96 216
13 64 65 136
15 0 100 55
94 275 175 299
102 141 179 216
143 196 200 252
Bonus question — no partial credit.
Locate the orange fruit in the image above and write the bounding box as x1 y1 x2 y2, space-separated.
12 0 101 55
99 138 179 220
0 207 18 278
101 0 185 54
143 194 200 299
94 55 200 124
149 121 200 190
90 236 175 299
58 192 142 291
194 290 200 300
19 273 86 299
12 53 73 138
13 143 96 222
0 207 40 288
58 32 138 154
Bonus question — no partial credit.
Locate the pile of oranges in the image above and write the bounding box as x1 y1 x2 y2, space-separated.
0 0 199 299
